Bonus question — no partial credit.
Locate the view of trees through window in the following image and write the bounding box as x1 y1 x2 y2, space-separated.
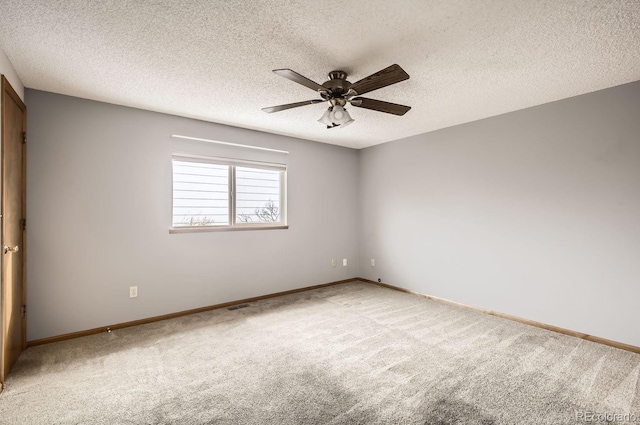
172 158 283 228
235 166 280 224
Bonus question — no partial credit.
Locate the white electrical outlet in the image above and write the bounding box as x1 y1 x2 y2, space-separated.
129 286 138 298
331 259 337 267
343 258 348 266
371 258 376 267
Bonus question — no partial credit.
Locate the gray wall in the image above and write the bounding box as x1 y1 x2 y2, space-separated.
359 81 640 347
25 81 640 347
25 90 360 341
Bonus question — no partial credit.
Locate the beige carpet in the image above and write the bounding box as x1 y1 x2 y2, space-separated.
1 281 639 424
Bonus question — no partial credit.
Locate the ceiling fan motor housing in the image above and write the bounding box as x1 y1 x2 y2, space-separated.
322 70 351 99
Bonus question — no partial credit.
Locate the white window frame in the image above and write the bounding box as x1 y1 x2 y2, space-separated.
170 153 288 233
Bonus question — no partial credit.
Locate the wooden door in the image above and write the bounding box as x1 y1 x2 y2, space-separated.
0 75 26 388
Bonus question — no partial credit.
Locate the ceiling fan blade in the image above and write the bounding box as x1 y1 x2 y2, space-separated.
272 69 327 92
261 99 324 113
349 97 411 116
348 64 410 95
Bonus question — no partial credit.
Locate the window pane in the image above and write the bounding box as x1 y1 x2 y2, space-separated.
235 166 281 224
172 160 229 226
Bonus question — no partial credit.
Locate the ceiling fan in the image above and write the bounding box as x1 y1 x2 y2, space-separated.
262 64 411 128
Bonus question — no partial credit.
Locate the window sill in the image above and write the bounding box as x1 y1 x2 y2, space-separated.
169 225 289 234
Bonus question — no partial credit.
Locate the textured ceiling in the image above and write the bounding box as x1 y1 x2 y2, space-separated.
1 1 639 149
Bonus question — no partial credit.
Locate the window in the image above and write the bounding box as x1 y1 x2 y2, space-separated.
171 154 287 232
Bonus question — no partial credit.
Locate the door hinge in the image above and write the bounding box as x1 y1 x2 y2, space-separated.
21 218 26 231
21 305 26 318
22 132 26 144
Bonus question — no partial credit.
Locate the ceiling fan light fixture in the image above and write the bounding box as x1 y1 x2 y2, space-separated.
340 115 354 128
318 105 354 128
330 105 348 123
318 108 333 126
333 106 353 126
